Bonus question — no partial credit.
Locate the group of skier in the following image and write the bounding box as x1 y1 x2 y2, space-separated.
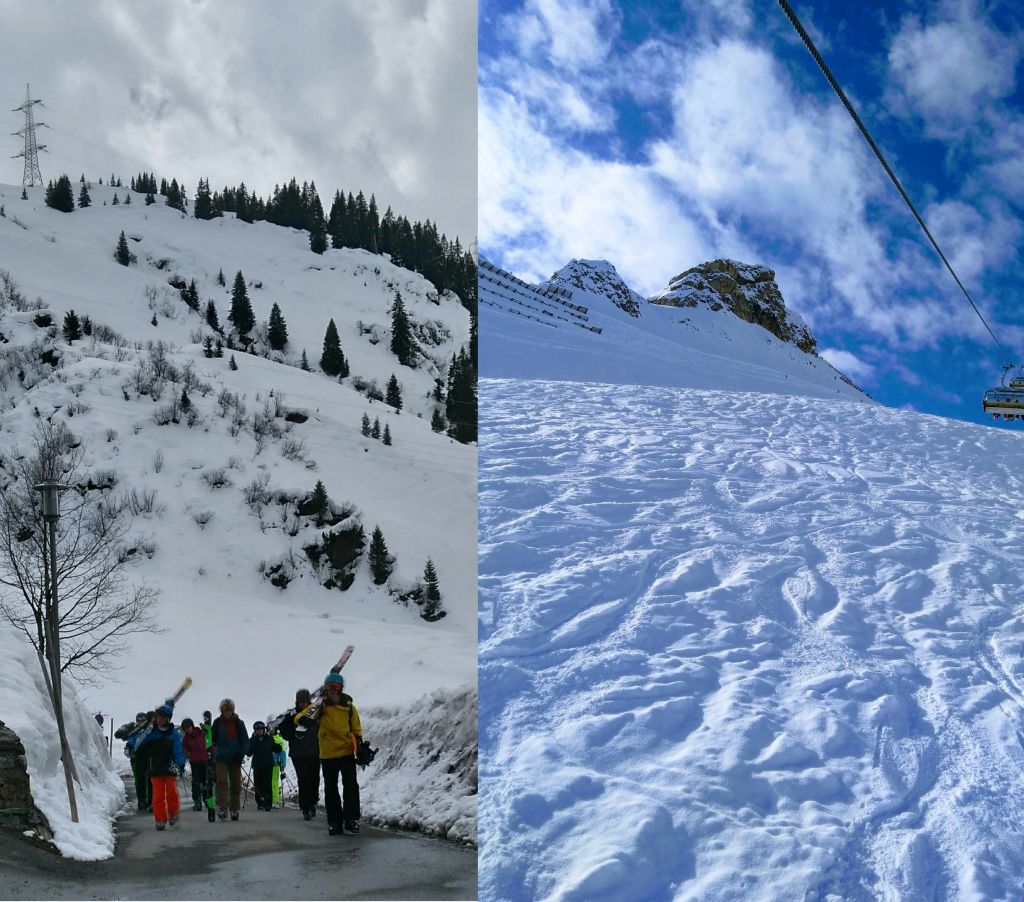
114 670 370 837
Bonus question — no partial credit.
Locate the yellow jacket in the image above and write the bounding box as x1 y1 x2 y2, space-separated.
296 696 362 759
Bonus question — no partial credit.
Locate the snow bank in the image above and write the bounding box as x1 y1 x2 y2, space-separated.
359 685 477 844
0 628 124 860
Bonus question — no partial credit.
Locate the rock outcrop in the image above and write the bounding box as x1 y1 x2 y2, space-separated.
649 259 817 354
543 259 644 317
0 721 51 839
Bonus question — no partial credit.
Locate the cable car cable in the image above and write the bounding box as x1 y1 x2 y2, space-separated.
776 0 1013 367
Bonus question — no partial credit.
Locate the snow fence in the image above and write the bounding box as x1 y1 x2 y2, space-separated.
0 628 124 860
360 684 477 844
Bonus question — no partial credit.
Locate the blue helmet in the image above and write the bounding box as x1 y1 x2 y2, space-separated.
324 673 345 687
156 704 173 717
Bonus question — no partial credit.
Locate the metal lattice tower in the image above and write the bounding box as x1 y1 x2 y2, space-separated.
12 83 47 188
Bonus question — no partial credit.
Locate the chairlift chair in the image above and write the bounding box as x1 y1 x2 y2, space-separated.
982 365 1024 421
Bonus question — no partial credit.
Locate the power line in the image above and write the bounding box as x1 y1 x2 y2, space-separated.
776 0 1014 367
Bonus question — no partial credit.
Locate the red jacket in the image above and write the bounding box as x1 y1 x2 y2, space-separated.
182 729 208 763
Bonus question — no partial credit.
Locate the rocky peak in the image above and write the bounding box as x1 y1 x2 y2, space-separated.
648 258 817 354
543 259 644 317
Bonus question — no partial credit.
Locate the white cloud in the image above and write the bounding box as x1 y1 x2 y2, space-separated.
0 0 476 241
510 0 619 71
820 348 874 383
887 9 1020 129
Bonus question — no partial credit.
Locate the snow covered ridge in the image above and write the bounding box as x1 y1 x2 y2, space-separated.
649 258 818 354
542 259 644 317
480 378 1024 900
360 686 477 844
0 629 124 860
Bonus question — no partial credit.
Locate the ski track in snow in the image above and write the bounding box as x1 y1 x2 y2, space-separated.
479 378 1024 902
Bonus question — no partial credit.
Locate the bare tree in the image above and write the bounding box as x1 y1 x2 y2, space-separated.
0 421 160 684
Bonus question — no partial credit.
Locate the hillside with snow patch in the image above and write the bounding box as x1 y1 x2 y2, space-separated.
0 180 475 851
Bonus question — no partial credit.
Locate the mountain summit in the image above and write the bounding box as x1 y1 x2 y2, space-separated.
543 259 644 317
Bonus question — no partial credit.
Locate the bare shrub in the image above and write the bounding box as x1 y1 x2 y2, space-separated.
202 468 231 489
192 510 214 529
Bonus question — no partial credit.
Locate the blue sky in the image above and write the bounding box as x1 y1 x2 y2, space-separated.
479 0 1024 426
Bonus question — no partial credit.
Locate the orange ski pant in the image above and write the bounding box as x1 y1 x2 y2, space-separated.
151 774 180 823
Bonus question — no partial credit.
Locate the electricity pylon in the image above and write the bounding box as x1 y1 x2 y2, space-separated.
12 83 47 188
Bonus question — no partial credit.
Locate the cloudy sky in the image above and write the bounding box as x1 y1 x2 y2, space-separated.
480 0 1024 425
0 0 476 243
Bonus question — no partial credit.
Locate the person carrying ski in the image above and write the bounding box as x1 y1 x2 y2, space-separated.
202 710 213 747
133 703 186 831
180 718 208 811
246 721 277 811
115 712 150 811
298 673 363 835
271 730 287 808
211 698 249 821
278 688 321 819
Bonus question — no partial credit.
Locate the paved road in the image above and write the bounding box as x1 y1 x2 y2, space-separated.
1 798 477 900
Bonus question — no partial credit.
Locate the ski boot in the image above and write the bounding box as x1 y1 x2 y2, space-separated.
344 820 359 834
155 821 166 831
303 809 313 821
169 816 181 830
192 800 202 811
328 823 342 836
230 810 239 821
217 807 227 821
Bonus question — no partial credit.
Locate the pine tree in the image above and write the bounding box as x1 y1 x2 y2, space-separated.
21 188 27 200
217 268 226 287
368 526 393 585
151 313 159 327
145 191 155 205
114 230 134 266
203 336 214 358
63 309 82 342
361 413 371 437
185 279 199 310
180 388 191 411
45 175 75 212
229 354 238 371
81 315 93 336
300 349 311 372
205 300 221 332
112 193 120 206
371 417 381 440
422 558 445 621
78 182 91 208
320 319 347 376
382 423 392 446
214 340 224 358
310 480 330 527
124 192 131 206
433 377 445 402
309 194 328 254
390 291 415 366
268 303 288 350
229 271 255 337
194 178 214 220
431 408 446 433
386 374 402 411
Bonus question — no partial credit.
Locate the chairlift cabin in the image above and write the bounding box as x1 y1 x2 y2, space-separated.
982 367 1024 421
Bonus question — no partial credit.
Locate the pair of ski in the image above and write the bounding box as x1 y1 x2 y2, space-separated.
124 677 194 744
267 645 355 734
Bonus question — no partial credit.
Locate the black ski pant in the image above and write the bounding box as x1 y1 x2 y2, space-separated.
131 756 151 806
189 761 207 804
253 765 273 809
322 755 359 826
293 757 321 812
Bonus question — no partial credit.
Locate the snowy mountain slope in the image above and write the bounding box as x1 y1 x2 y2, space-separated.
541 259 644 317
479 378 1024 900
0 182 469 419
481 257 864 401
0 181 475 843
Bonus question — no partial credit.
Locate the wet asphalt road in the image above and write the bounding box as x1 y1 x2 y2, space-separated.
0 798 477 900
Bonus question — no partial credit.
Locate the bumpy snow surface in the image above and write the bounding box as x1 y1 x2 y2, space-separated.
479 378 1024 901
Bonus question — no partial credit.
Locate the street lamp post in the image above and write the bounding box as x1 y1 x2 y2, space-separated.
33 479 79 823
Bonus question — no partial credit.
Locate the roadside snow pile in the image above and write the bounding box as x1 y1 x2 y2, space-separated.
360 685 477 844
480 378 1024 901
0 628 124 860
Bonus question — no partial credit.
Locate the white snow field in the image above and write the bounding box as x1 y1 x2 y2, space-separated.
479 262 1024 899
0 181 476 854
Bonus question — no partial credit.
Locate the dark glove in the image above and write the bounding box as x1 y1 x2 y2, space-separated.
355 739 377 769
